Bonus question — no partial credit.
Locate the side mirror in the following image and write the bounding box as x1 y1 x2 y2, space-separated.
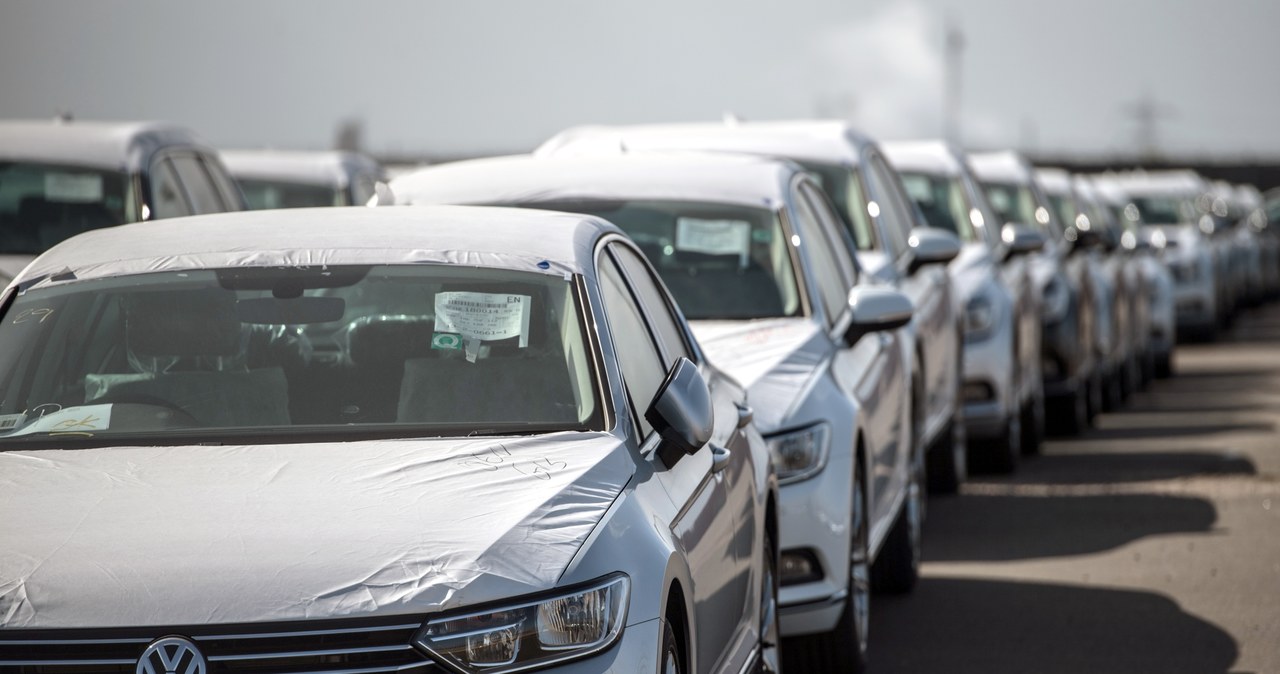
1001 223 1046 259
907 227 961 274
1068 225 1107 252
843 287 914 346
646 357 715 469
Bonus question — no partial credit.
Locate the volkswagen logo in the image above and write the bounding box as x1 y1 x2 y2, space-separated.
136 636 207 674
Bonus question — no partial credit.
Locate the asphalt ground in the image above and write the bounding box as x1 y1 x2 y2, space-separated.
869 302 1280 673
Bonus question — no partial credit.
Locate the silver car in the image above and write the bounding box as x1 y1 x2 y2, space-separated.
537 121 964 494
884 141 1047 473
0 206 778 674
383 151 920 673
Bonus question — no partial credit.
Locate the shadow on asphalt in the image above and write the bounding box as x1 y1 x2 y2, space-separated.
868 578 1238 674
1015 451 1256 484
1072 421 1275 442
922 492 1217 562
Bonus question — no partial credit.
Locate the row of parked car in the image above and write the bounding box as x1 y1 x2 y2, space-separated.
0 117 1275 674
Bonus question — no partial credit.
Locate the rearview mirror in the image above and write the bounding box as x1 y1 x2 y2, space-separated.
1001 223 1046 259
908 227 961 273
843 287 914 346
646 357 715 469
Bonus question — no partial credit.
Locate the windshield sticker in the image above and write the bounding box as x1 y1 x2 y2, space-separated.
44 173 104 203
3 404 112 436
0 414 27 431
675 218 751 264
433 292 532 348
431 332 463 351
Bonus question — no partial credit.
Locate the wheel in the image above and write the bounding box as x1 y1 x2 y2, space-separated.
977 406 1021 474
660 619 682 674
783 459 869 674
1085 371 1104 423
755 530 781 674
926 417 967 494
1102 369 1123 412
1047 384 1089 436
872 439 923 592
1019 391 1044 456
1155 350 1174 379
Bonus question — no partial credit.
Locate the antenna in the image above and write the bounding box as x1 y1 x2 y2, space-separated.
1122 94 1175 161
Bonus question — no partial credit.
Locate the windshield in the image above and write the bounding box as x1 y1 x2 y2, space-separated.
530 199 803 320
238 178 343 209
898 172 981 243
793 161 877 251
0 162 130 255
0 265 602 448
980 180 1057 236
1130 195 1195 225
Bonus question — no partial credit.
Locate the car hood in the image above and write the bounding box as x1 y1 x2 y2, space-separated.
691 317 828 433
0 432 633 629
1151 224 1205 262
0 255 34 287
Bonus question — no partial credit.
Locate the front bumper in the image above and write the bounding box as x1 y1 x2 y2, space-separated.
960 323 1016 440
1041 311 1088 399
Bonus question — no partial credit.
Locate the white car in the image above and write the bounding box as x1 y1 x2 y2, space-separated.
383 151 922 673
970 152 1101 435
884 141 1046 472
1110 171 1222 340
537 120 965 493
0 206 779 674
222 149 386 209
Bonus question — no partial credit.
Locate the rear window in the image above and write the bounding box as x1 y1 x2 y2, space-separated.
0 264 602 448
239 179 343 209
0 162 130 254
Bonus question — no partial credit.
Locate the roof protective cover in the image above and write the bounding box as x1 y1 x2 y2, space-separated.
386 152 797 211
967 150 1036 183
881 140 965 176
0 120 201 168
534 119 873 167
13 205 612 289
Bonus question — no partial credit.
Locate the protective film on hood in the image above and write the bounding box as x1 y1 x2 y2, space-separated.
0 431 632 629
691 318 828 432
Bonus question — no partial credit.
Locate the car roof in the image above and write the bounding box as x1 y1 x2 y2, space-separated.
535 119 875 167
221 149 384 187
967 150 1035 183
1106 170 1207 196
880 140 964 176
0 119 207 169
1034 167 1074 195
14 205 613 288
387 152 800 211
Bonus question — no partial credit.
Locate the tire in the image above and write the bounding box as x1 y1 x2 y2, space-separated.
1102 369 1123 412
1085 371 1104 423
1019 392 1044 456
872 440 923 592
755 530 780 674
1047 384 1089 436
783 460 869 674
660 619 682 674
1155 350 1174 379
926 417 966 494
978 407 1021 474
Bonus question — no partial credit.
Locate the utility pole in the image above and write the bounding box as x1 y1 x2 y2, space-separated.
943 15 965 146
1123 94 1175 161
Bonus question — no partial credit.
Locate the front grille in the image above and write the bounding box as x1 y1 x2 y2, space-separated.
0 615 440 673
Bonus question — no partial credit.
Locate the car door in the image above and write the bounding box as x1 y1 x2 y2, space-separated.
596 242 747 674
793 180 909 531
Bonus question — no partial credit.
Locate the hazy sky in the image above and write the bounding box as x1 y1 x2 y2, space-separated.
2 0 1278 159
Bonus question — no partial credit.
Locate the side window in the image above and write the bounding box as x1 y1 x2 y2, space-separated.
147 158 191 220
609 243 693 364
799 181 859 281
864 155 913 261
169 154 226 214
792 186 854 325
203 154 246 211
598 251 667 437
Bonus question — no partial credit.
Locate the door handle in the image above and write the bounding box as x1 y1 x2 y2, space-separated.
735 402 754 429
710 444 732 474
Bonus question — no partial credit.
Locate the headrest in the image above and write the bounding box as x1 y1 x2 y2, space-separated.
125 290 243 357
345 315 436 367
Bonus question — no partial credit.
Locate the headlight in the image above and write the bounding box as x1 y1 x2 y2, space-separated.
414 575 629 673
1041 276 1070 324
964 293 997 340
766 422 830 484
